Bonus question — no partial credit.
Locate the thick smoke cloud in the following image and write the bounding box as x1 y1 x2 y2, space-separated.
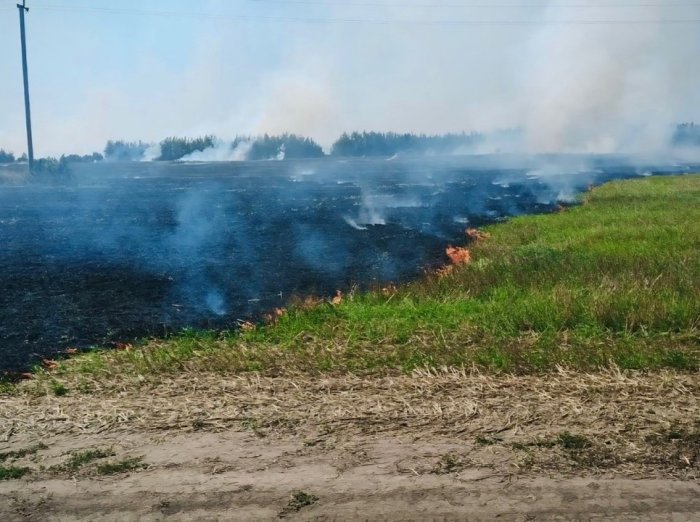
0 0 698 156
521 2 700 153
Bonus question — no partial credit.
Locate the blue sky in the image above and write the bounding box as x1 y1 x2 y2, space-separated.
1 0 699 156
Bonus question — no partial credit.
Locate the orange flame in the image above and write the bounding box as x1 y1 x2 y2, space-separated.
41 359 59 370
382 284 398 296
446 246 471 265
263 307 286 324
292 295 323 310
240 321 256 332
465 228 490 241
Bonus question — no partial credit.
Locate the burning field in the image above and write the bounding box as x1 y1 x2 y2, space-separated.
2 0 699 516
0 156 695 372
1 173 699 520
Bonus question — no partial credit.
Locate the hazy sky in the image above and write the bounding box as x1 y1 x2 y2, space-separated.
0 0 699 156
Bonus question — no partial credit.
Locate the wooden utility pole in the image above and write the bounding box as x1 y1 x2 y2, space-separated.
17 0 34 171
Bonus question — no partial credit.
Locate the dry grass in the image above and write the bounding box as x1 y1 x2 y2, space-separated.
2 368 699 477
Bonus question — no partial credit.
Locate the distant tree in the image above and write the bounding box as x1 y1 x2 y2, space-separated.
0 150 16 163
157 136 215 161
60 152 103 163
246 133 324 160
100 134 326 162
31 157 69 176
104 140 150 161
673 123 700 147
330 131 484 157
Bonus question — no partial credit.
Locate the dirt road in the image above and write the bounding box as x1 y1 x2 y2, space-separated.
2 369 699 520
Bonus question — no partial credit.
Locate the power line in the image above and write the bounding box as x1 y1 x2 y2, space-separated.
5 0 700 9
2 1 698 25
5 7 700 26
248 0 700 7
8 0 698 6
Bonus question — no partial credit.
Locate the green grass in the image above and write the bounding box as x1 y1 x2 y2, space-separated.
0 443 48 462
0 466 30 480
62 448 115 471
95 457 146 475
50 381 69 396
557 432 591 451
26 175 700 385
285 491 319 513
0 381 14 394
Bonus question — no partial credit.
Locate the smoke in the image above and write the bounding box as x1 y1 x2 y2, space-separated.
250 73 340 144
141 143 161 162
520 2 700 153
1 155 696 370
350 193 426 228
0 1 698 156
180 139 252 162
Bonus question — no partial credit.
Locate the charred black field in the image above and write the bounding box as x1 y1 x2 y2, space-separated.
0 155 694 371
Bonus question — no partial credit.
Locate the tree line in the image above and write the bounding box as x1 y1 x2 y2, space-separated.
244 134 324 160
0 150 102 165
103 132 488 161
329 131 488 157
104 134 323 161
3 124 700 166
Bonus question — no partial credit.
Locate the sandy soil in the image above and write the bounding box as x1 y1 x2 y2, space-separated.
1 369 699 520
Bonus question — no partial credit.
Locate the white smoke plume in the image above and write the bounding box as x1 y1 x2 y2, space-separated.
0 0 698 156
180 139 252 162
141 143 161 162
520 2 700 153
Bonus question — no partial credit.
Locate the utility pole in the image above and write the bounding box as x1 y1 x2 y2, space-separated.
17 0 34 172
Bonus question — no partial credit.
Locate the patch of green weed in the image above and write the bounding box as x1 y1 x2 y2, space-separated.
96 457 146 475
285 491 319 512
0 466 30 480
0 443 48 462
51 381 68 396
63 448 115 471
557 432 591 451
